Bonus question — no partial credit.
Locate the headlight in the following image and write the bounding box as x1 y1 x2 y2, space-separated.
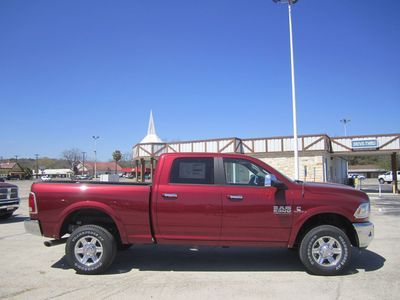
354 202 370 219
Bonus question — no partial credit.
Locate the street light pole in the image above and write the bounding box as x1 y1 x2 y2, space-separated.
82 152 86 175
92 136 100 178
35 154 39 179
340 119 351 136
273 0 300 180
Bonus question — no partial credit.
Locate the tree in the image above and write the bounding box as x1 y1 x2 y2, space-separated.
62 148 82 172
112 150 122 174
118 151 133 168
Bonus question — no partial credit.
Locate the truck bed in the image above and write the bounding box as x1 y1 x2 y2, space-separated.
31 181 153 244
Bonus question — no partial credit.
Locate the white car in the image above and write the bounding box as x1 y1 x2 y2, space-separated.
348 174 365 180
41 175 51 181
378 171 400 184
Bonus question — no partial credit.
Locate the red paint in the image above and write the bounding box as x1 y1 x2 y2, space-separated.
29 153 370 248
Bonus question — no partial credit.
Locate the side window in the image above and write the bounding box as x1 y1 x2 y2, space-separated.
170 158 214 184
223 158 269 186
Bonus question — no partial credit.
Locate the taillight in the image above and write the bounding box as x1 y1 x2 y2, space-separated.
29 192 38 214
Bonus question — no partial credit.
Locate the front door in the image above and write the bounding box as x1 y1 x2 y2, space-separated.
155 157 222 244
220 157 292 245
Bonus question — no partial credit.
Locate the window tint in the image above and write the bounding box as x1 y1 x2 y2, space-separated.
223 158 269 186
170 158 214 184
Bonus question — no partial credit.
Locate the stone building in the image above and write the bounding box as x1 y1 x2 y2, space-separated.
132 112 400 188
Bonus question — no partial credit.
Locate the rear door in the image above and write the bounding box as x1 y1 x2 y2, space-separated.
154 157 222 244
220 157 292 245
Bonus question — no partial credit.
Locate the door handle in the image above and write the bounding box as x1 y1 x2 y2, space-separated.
162 193 178 199
227 195 243 201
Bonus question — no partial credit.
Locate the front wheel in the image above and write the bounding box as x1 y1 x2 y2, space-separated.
65 225 117 275
299 225 352 276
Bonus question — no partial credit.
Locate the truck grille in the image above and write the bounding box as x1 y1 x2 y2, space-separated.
0 188 19 202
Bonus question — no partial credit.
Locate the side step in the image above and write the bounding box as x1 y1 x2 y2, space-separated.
44 238 68 247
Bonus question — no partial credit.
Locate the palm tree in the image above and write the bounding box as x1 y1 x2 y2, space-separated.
112 150 122 174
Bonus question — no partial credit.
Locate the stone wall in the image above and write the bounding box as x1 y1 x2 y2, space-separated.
258 155 325 182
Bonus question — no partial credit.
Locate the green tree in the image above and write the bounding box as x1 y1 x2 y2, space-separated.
112 150 122 174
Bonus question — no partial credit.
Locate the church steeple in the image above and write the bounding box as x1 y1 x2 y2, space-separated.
140 110 163 144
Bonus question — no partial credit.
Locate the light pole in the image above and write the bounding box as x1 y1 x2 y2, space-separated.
35 154 39 179
92 136 100 178
273 0 300 180
82 152 86 175
340 119 351 136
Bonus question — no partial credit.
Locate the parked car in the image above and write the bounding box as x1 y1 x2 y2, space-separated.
0 182 20 219
348 174 365 180
72 175 93 181
41 175 52 182
378 171 400 184
25 153 374 276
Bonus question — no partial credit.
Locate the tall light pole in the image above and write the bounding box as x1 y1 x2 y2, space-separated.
340 119 351 136
35 154 39 179
273 0 300 180
82 152 86 175
92 136 100 178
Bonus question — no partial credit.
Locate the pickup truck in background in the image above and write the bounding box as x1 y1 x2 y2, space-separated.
24 153 374 276
0 183 20 219
378 171 400 184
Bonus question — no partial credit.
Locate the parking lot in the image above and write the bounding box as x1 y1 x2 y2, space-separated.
1 180 400 300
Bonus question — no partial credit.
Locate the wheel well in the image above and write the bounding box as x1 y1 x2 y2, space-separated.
294 213 358 248
60 209 122 243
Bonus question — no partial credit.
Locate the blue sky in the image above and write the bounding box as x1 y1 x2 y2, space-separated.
1 0 399 161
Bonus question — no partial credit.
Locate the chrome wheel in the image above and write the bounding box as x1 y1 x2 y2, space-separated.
74 236 104 266
311 236 342 267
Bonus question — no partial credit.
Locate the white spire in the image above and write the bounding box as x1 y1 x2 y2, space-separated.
140 110 163 144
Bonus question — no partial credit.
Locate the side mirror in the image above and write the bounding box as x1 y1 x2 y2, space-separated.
272 179 288 190
265 174 287 190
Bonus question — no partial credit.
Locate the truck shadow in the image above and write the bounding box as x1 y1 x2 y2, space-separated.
51 245 385 275
0 215 29 224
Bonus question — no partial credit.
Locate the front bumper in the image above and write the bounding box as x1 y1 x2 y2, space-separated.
24 220 42 237
0 198 20 214
353 221 374 248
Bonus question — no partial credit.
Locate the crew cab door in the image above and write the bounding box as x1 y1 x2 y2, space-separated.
154 157 222 244
220 157 293 245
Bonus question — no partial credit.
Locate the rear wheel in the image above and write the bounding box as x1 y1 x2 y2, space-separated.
65 225 117 275
378 178 385 184
299 225 351 276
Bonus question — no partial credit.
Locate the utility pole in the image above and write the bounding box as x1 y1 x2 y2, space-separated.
92 136 100 178
273 0 300 180
340 119 351 136
15 155 18 162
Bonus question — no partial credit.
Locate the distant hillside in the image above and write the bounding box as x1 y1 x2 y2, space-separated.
348 155 398 171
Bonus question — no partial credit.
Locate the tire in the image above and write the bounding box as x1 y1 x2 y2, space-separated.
0 212 14 220
65 225 117 275
299 225 352 276
378 179 385 184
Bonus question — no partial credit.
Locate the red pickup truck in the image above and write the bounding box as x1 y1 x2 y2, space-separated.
24 153 374 275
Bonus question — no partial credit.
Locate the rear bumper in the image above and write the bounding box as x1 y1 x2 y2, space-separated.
353 221 374 248
24 220 42 236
